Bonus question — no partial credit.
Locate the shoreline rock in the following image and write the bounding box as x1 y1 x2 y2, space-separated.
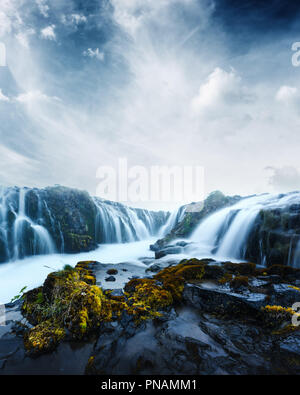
2 258 300 374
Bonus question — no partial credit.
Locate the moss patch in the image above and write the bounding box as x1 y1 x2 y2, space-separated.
22 259 206 355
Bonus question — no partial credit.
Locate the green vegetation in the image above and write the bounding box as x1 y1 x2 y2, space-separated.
10 286 28 303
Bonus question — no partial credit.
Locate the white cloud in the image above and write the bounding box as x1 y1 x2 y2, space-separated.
36 0 49 18
191 67 246 116
16 90 60 104
266 166 300 192
83 48 105 61
0 11 12 37
0 89 9 102
111 0 197 36
0 1 24 38
275 85 299 106
15 28 35 48
41 25 56 40
61 13 87 26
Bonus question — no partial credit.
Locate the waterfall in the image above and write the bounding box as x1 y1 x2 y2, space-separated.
293 240 300 267
190 192 300 262
93 198 162 243
12 188 56 260
158 206 186 237
0 186 167 263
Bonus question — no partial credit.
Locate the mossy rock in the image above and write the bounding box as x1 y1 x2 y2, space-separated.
230 275 249 290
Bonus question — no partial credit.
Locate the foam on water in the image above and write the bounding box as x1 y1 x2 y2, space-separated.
0 238 156 304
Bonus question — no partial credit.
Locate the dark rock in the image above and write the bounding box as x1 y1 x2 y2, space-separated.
176 241 189 247
105 276 116 282
155 247 182 259
183 283 268 317
203 265 225 280
106 269 118 275
110 289 124 297
0 359 6 369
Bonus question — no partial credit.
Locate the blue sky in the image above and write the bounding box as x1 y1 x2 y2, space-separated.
0 0 300 209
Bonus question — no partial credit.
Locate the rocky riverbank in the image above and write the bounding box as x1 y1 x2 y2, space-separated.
2 256 300 375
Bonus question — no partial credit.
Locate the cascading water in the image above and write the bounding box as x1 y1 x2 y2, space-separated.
190 192 300 263
11 188 56 260
158 206 186 237
0 186 169 263
293 240 300 267
93 198 164 243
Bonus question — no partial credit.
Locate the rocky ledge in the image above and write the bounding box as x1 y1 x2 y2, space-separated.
2 258 300 374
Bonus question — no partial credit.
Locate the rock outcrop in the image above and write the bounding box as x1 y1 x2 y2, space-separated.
2 258 300 374
245 204 300 266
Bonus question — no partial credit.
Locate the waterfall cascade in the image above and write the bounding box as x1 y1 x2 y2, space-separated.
190 192 300 265
0 186 168 263
158 206 186 237
0 187 56 262
93 198 164 243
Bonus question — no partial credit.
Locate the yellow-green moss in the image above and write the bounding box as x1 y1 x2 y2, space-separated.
288 285 300 292
22 259 208 354
261 305 300 330
153 258 206 301
24 320 65 356
124 278 173 321
22 262 107 354
218 273 233 285
230 275 249 289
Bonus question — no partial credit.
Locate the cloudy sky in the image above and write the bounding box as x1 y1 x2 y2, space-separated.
0 0 300 209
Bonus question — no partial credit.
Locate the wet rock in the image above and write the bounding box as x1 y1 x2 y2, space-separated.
105 276 116 282
106 269 118 275
0 359 6 369
146 263 163 273
110 289 124 297
183 283 268 317
155 246 182 259
203 265 225 280
176 241 189 247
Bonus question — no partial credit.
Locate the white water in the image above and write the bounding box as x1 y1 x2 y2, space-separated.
0 187 166 263
190 192 300 262
293 240 300 267
2 190 300 304
0 238 156 304
158 206 185 237
2 187 56 261
93 198 161 243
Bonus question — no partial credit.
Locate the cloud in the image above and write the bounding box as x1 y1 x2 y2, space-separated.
36 0 49 18
266 166 300 192
61 14 87 26
16 90 60 104
191 67 247 116
1 0 300 208
0 11 12 37
0 1 24 38
41 24 56 40
275 85 300 106
111 0 198 36
83 48 105 61
0 89 9 102
15 28 35 48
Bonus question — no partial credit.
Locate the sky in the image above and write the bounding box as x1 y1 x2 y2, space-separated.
0 0 300 210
